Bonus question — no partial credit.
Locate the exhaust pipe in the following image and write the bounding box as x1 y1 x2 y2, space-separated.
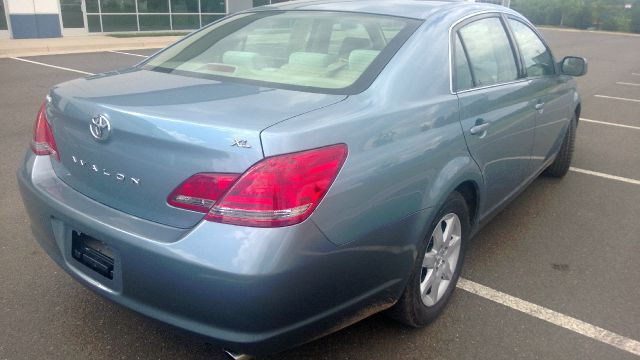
223 349 254 360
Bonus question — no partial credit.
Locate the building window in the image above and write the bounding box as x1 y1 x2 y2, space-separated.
201 0 225 13
86 0 228 32
87 15 101 32
61 0 86 29
0 0 8 31
171 14 200 29
137 0 169 13
86 0 100 13
139 14 171 30
171 0 199 13
101 14 138 31
101 0 136 13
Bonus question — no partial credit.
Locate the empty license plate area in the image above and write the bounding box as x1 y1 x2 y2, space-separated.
71 231 114 280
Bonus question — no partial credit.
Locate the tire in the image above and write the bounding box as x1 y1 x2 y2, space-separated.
544 116 577 178
388 191 470 327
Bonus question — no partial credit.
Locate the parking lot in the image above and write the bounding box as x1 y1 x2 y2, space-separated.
1 28 639 359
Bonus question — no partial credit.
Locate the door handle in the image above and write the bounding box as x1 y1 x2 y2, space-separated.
535 102 545 111
470 122 490 135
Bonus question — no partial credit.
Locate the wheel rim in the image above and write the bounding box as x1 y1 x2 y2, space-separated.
420 213 462 307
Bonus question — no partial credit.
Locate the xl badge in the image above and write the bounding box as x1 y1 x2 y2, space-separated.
90 115 111 141
231 138 251 148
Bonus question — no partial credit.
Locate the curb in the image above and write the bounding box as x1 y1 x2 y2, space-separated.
0 38 180 58
538 26 640 38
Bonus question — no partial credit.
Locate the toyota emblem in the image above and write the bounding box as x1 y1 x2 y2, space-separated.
90 115 111 141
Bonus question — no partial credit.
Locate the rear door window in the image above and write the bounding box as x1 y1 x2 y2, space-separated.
453 33 473 91
457 17 519 88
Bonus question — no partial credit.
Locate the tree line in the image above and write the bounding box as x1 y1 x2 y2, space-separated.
511 0 640 33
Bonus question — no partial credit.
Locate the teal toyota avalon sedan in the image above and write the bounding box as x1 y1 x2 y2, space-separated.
18 0 587 357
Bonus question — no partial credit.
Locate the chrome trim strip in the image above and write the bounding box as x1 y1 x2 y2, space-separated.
455 78 530 94
210 204 311 220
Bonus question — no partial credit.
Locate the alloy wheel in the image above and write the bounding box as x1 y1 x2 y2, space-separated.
420 213 462 306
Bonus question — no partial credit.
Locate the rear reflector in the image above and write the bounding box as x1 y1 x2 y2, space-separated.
206 144 348 227
31 101 59 161
167 173 239 213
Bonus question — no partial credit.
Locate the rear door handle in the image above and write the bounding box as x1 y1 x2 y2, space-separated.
535 102 545 111
470 122 490 135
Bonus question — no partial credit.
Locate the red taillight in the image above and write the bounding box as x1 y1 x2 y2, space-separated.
168 173 240 213
167 144 347 227
31 102 59 161
206 144 348 227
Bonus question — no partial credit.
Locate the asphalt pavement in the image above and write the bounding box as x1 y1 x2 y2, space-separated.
0 29 638 360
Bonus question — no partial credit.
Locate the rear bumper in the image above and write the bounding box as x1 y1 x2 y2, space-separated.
18 153 417 354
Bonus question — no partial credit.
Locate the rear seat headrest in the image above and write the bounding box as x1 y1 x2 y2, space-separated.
288 52 337 68
349 50 380 72
222 51 263 69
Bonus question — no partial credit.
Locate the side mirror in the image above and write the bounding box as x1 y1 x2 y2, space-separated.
560 56 587 77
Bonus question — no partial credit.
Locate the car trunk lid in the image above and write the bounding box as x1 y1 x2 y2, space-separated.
48 69 345 229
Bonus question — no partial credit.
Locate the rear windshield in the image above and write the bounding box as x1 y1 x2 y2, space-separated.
143 11 420 94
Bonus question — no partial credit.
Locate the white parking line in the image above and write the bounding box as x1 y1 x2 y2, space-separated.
108 50 149 58
569 167 640 185
616 82 640 87
633 73 640 76
9 57 94 75
457 278 640 356
580 118 640 131
595 94 640 103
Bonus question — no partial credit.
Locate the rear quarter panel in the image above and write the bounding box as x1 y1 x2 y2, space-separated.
261 17 484 249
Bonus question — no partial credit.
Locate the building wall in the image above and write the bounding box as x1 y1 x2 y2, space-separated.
228 0 253 14
7 0 62 38
3 0 291 39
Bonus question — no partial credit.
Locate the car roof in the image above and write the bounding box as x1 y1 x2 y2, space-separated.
251 0 512 20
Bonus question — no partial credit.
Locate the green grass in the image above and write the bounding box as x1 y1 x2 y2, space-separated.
107 31 190 38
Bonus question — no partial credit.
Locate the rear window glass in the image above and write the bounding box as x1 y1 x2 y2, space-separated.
143 11 419 94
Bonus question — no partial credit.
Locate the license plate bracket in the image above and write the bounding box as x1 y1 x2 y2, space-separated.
71 231 114 280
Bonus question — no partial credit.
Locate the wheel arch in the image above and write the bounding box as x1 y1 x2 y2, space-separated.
426 154 484 229
454 180 479 227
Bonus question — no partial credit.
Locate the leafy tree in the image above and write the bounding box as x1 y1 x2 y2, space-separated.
556 0 583 26
511 0 637 33
631 4 640 33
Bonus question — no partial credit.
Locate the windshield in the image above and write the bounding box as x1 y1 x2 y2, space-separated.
143 11 420 94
